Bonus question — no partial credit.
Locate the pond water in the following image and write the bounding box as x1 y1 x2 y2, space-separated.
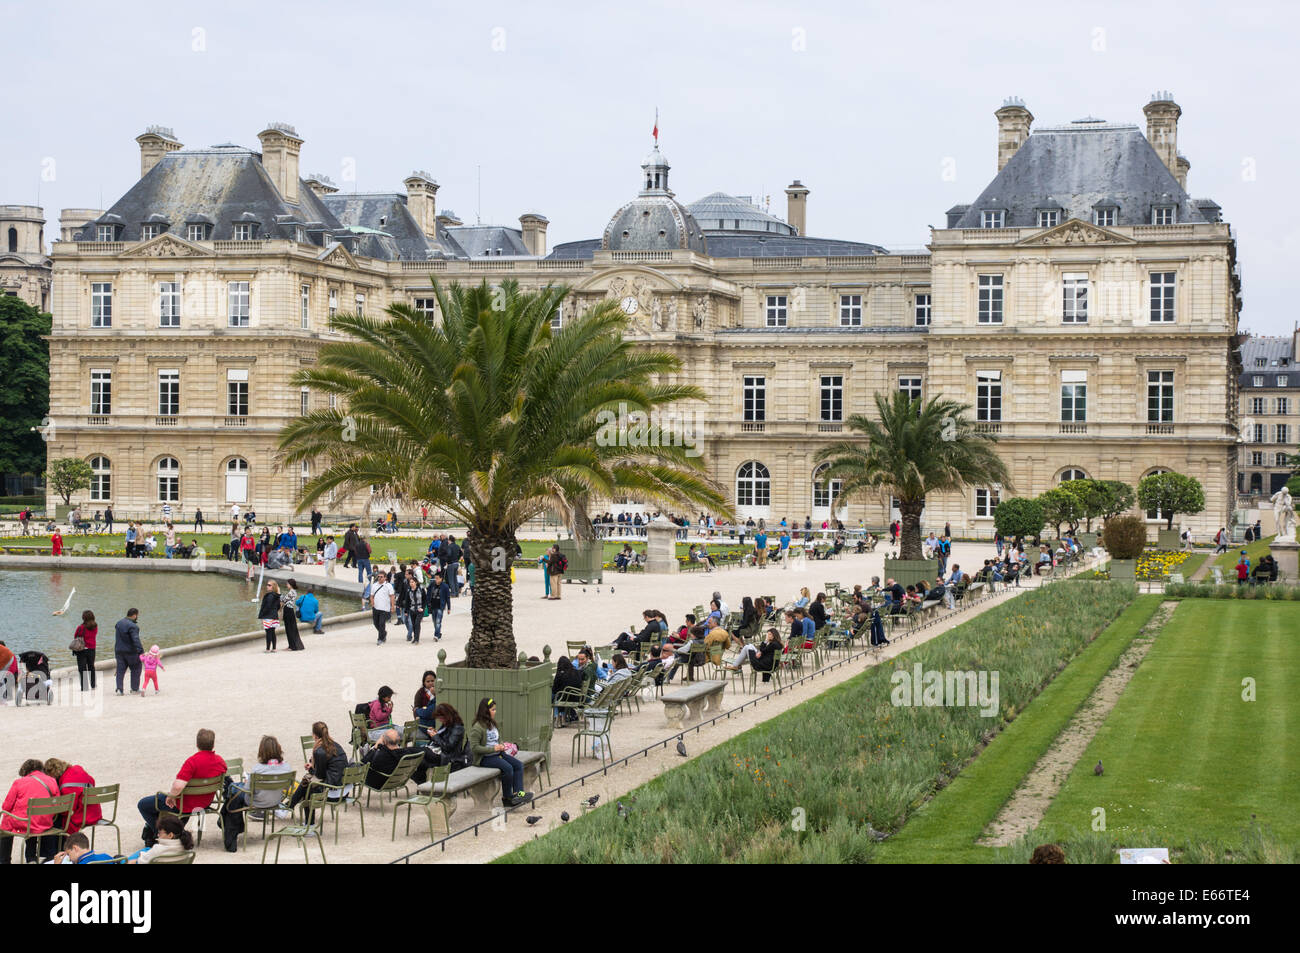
0 569 358 668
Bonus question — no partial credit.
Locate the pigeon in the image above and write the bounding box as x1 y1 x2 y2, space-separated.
866 825 890 842
675 739 687 757
582 587 586 593
526 815 542 826
560 811 570 823
584 794 600 808
617 801 630 820
610 587 614 594
1094 760 1104 776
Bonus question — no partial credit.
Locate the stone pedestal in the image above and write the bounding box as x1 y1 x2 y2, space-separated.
1270 538 1298 583
644 516 680 574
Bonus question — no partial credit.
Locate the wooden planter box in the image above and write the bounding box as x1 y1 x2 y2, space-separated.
1156 529 1181 551
883 558 939 588
1107 558 1137 582
435 648 555 751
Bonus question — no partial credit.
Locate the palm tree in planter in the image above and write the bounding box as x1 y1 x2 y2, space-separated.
814 392 1010 564
278 280 727 670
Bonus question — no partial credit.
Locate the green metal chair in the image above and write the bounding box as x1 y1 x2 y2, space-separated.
262 788 327 865
150 849 196 864
228 772 296 850
535 724 554 787
0 793 75 863
392 764 456 841
571 684 627 766
364 751 425 815
299 736 316 765
158 776 224 847
302 762 368 844
81 783 122 856
348 712 369 761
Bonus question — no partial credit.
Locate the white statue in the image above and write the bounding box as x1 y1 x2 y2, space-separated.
1270 486 1296 542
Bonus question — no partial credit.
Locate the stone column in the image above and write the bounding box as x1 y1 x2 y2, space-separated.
644 516 679 574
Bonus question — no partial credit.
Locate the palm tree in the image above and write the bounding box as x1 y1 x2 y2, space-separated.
278 280 727 668
814 392 1010 561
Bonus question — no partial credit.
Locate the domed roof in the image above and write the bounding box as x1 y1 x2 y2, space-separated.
603 195 707 253
687 191 796 235
602 143 707 253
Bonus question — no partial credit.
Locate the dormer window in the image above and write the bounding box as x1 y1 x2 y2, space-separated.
295 227 307 243
1151 206 1175 225
232 223 255 241
1036 209 1060 228
1255 358 1267 368
186 223 209 242
140 224 162 241
981 210 1005 229
96 224 117 242
1093 207 1117 227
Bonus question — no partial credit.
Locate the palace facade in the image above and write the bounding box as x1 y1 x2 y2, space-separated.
43 95 1243 535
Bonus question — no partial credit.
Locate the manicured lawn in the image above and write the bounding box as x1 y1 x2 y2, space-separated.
873 594 1164 863
497 581 1136 864
1178 551 1207 579
1035 599 1300 847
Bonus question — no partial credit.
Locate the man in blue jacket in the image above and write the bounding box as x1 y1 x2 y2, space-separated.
295 589 324 634
427 572 451 641
114 608 144 695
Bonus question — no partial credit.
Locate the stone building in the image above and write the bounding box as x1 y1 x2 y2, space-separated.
0 205 51 309
1237 329 1299 501
45 94 1242 534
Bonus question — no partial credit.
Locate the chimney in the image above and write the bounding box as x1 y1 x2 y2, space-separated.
1143 92 1182 181
995 97 1033 172
519 213 549 257
135 126 182 178
1174 155 1191 190
304 173 339 197
404 171 439 240
784 180 809 236
257 122 304 205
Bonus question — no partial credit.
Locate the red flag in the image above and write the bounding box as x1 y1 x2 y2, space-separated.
653 108 658 144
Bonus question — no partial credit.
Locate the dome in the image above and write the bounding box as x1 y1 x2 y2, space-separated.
602 195 708 253
687 191 796 235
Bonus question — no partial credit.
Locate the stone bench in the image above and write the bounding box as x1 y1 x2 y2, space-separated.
414 749 548 809
660 680 726 730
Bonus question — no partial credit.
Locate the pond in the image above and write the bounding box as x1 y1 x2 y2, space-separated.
0 569 359 668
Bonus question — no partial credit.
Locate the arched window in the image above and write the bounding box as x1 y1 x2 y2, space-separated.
157 457 179 502
812 463 841 512
736 462 771 508
1143 468 1170 520
7 227 16 254
89 456 111 501
225 457 249 503
1060 468 1087 483
1249 472 1263 495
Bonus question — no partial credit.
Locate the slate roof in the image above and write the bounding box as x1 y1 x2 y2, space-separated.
76 146 345 243
688 192 796 236
952 121 1210 229
321 193 454 260
1240 336 1297 388
443 225 531 258
546 233 887 260
603 195 708 254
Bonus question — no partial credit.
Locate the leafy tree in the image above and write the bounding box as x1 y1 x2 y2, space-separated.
993 496 1044 544
1098 480 1137 523
1137 471 1205 531
279 280 727 668
1037 484 1085 538
46 457 92 506
1286 472 1300 500
1065 478 1109 532
815 392 1009 561
0 296 52 475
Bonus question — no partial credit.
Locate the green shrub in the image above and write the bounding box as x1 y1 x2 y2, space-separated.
1101 514 1147 559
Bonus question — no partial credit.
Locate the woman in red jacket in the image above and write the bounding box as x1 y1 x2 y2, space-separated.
0 759 61 863
73 609 98 691
43 758 100 835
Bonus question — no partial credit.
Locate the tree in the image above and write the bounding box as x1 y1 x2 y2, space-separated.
1098 480 1136 523
46 457 92 506
278 280 728 668
1287 472 1300 500
815 392 1010 560
1066 478 1109 532
0 295 52 476
1137 472 1205 531
993 496 1045 544
1037 484 1085 538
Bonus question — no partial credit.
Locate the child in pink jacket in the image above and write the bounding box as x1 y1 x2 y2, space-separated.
140 645 165 694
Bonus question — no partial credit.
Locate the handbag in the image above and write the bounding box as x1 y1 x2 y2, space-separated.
69 635 87 653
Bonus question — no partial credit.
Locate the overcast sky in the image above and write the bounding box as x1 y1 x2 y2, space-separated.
5 0 1294 335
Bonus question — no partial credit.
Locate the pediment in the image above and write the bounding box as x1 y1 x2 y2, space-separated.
318 242 356 267
124 234 212 258
1017 218 1135 247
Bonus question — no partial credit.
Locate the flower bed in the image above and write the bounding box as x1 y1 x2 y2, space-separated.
1135 549 1190 580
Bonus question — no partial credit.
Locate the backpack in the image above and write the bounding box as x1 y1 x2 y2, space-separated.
553 553 568 573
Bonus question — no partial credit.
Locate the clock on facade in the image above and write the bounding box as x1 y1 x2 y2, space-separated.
620 295 639 315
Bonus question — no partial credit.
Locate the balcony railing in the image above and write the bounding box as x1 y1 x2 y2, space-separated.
155 416 179 426
817 422 843 433
740 422 766 433
1059 423 1088 434
86 415 110 425
1146 423 1176 435
223 416 248 427
974 421 1003 434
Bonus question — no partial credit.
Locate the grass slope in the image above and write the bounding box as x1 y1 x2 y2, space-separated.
872 594 1164 863
1035 599 1300 848
498 581 1136 864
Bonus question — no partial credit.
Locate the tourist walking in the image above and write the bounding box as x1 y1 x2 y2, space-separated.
428 571 450 640
322 534 338 577
355 533 373 583
370 571 395 644
113 608 144 695
258 582 282 652
399 574 425 644
310 506 322 535
193 508 204 532
72 609 98 691
281 580 305 651
103 506 114 535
